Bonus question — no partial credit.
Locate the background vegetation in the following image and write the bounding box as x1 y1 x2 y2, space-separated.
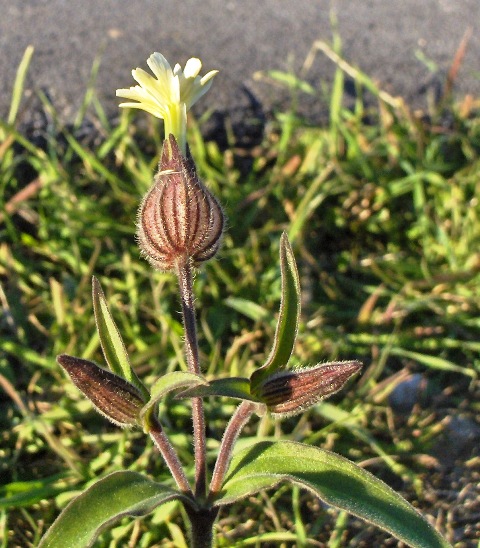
1 43 479 546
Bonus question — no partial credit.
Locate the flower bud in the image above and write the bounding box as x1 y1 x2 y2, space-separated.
57 354 146 427
253 360 362 417
137 134 224 271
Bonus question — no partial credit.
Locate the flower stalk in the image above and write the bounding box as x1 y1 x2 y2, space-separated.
176 260 208 500
209 400 257 499
146 415 193 496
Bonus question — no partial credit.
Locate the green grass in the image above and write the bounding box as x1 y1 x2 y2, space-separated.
1 44 479 546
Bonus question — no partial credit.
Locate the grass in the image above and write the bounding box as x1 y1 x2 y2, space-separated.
1 42 479 547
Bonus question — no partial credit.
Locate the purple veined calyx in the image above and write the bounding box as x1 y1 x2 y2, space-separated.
254 360 362 417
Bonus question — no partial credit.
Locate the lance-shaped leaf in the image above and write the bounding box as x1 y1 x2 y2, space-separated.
38 471 196 548
58 354 145 427
252 361 362 417
214 441 451 548
140 370 208 421
178 377 261 403
250 233 300 391
92 276 148 399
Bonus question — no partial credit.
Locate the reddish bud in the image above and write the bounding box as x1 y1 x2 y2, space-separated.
57 354 146 427
137 134 224 271
253 360 362 417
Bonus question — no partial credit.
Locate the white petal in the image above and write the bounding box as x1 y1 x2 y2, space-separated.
117 52 217 135
200 70 219 86
118 102 167 118
132 68 171 105
171 74 181 103
187 76 217 107
116 85 150 101
147 52 172 79
183 58 202 79
131 67 156 88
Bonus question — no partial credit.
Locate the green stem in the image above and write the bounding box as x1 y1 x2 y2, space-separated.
176 260 207 500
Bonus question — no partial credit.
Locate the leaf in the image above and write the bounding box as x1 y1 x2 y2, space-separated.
39 471 195 548
262 70 317 95
178 377 260 403
389 347 477 378
250 233 301 391
141 371 207 419
0 474 68 510
224 297 270 321
287 165 336 243
7 45 35 127
215 441 450 548
92 277 147 398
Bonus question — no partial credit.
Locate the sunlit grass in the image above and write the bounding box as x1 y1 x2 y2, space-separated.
1 42 479 546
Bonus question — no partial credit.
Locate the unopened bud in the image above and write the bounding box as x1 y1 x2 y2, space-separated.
57 354 145 427
253 360 362 417
137 134 224 271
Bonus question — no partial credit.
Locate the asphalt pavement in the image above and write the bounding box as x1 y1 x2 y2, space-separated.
1 1 479 131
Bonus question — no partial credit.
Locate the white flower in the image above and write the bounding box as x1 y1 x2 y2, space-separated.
116 52 218 154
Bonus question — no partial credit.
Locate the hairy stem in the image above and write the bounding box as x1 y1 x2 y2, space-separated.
209 400 257 498
176 260 207 499
148 415 193 495
185 506 219 548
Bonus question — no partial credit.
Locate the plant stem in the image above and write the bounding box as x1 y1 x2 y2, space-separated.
185 506 219 548
209 400 257 498
148 415 193 495
176 260 207 500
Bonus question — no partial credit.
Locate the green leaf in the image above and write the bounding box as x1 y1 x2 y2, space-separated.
178 377 261 403
250 233 301 391
92 277 147 398
215 441 450 548
141 371 207 419
389 347 477 378
263 70 317 95
224 297 270 321
287 166 336 243
39 471 195 548
0 474 68 510
7 45 34 127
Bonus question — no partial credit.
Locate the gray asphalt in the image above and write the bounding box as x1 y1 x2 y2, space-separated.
1 1 479 129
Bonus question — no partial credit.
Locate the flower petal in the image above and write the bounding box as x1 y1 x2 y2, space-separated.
116 52 217 150
186 71 218 107
147 52 173 80
183 58 202 79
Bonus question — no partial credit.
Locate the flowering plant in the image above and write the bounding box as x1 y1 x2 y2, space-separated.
39 53 450 548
